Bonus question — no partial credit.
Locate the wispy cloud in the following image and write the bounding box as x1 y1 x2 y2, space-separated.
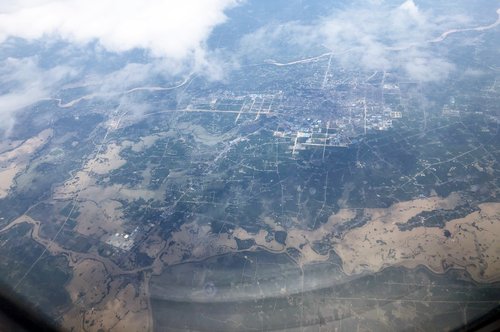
0 0 243 131
0 57 76 132
240 0 472 82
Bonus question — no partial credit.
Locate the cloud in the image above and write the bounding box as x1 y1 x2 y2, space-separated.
0 0 478 133
0 0 240 61
0 57 76 132
98 62 157 92
402 53 455 82
0 0 243 132
240 0 468 82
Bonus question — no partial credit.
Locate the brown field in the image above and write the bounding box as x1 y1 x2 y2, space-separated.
0 129 53 198
159 193 500 282
335 202 500 282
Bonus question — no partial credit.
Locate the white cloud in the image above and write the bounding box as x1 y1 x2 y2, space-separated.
397 0 426 26
403 54 455 82
316 0 452 77
0 57 77 132
0 0 243 132
0 0 240 61
98 62 156 92
240 0 467 82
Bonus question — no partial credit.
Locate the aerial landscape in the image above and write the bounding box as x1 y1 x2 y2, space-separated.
0 0 499 331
